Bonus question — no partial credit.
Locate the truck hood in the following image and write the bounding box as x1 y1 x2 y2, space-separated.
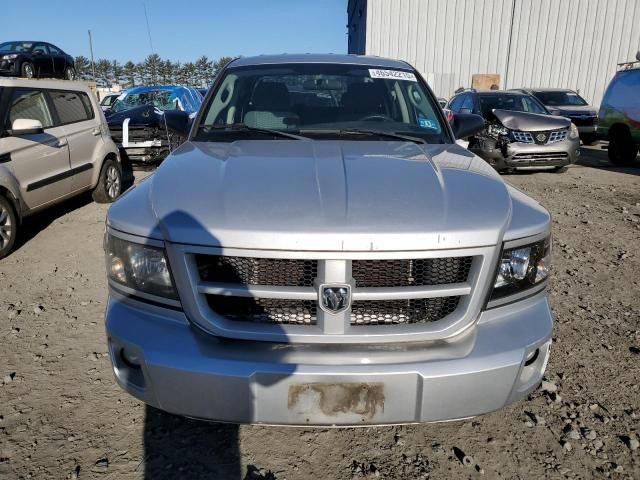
109 140 520 251
493 109 571 131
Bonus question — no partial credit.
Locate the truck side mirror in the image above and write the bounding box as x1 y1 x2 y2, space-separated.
452 113 485 140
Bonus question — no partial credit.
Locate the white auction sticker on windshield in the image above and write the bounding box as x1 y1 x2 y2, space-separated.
368 69 417 81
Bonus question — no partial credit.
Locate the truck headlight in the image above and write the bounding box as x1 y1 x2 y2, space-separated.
569 123 579 139
105 234 178 300
1 54 18 60
490 237 551 302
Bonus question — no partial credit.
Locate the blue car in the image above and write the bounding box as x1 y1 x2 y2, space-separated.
105 85 203 163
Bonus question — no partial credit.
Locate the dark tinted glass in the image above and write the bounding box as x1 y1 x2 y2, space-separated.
478 94 547 115
50 91 93 124
534 91 588 106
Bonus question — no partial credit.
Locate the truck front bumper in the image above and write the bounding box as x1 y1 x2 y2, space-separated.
105 291 553 426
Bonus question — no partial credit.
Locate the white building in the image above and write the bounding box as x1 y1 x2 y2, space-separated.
348 0 640 105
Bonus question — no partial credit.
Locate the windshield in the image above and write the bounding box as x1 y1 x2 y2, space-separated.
533 91 588 106
478 94 548 116
195 63 448 143
111 90 180 113
0 42 34 53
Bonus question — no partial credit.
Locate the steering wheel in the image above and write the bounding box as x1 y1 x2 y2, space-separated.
359 113 394 122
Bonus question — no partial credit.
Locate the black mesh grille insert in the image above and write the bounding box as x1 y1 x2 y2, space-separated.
206 295 317 325
352 257 473 288
196 255 318 287
351 297 460 325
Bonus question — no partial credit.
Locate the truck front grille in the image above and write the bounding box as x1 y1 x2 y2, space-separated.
182 250 487 342
206 295 317 325
196 255 318 287
352 257 472 287
351 297 461 325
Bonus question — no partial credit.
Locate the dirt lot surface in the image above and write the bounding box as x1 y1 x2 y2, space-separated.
1 146 639 479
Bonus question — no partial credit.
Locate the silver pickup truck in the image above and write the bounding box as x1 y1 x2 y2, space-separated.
104 54 553 426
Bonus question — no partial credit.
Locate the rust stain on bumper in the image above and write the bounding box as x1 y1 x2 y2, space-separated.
288 382 385 420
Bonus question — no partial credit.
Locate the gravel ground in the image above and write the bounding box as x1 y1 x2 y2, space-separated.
1 146 639 479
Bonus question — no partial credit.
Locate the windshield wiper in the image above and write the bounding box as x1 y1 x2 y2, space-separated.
301 128 426 144
201 123 310 141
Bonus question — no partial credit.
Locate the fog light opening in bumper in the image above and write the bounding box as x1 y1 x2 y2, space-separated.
517 342 551 392
120 347 141 369
524 348 539 367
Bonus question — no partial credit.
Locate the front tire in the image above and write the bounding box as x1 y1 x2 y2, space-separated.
64 66 76 80
92 159 123 203
21 62 35 79
0 196 17 260
608 128 638 166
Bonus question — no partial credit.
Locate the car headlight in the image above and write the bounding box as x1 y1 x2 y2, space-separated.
490 236 551 303
105 234 178 300
488 124 509 136
1 54 18 60
569 123 579 139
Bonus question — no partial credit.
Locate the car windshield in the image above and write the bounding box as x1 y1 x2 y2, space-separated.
533 91 588 106
0 42 34 53
111 90 180 113
478 93 548 116
195 63 447 143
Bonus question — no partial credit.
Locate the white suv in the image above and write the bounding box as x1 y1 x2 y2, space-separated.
0 78 122 258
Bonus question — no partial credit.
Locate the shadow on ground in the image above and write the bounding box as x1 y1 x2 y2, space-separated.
576 143 640 177
144 407 279 479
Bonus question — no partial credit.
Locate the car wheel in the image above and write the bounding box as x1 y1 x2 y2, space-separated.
64 67 76 81
0 196 17 260
608 129 638 165
21 62 35 79
92 158 123 203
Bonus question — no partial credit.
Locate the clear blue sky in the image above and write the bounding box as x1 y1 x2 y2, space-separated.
2 0 348 62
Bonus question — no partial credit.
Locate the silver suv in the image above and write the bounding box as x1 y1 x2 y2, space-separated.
104 55 553 426
0 79 122 258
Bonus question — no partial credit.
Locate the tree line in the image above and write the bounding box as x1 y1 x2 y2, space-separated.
73 54 234 88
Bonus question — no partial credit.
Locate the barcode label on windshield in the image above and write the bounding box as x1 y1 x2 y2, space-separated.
368 69 417 81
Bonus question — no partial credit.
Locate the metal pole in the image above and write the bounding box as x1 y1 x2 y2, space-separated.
88 30 96 81
143 2 157 85
503 0 517 89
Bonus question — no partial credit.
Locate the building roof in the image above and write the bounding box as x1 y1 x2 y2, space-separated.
230 53 412 69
